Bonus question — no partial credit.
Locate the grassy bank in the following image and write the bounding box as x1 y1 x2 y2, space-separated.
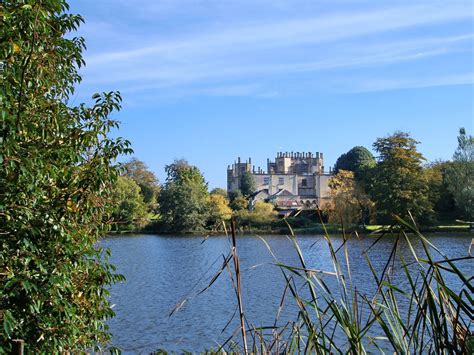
117 219 472 236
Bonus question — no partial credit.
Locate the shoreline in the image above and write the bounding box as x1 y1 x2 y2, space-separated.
107 224 472 236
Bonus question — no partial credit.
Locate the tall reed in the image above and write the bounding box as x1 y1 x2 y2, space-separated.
171 215 473 354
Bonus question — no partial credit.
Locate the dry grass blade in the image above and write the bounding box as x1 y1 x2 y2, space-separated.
230 218 248 353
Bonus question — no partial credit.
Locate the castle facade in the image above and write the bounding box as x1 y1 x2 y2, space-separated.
227 152 332 209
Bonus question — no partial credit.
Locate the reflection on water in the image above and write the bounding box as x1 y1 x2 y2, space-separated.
100 233 472 353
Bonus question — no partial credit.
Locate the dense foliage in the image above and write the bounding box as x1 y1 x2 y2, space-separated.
207 193 232 229
330 131 471 225
110 176 148 231
209 187 228 198
234 201 278 228
158 160 210 233
368 131 431 223
0 0 130 351
239 171 256 197
121 157 159 209
425 160 456 220
445 128 473 219
327 170 373 225
334 146 375 177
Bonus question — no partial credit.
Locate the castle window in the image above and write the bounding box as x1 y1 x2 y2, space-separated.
263 177 270 185
278 177 285 185
302 179 307 187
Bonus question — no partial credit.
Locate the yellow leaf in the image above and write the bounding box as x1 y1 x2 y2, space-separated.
12 43 20 53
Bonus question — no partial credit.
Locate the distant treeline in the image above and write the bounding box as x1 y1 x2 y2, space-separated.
113 129 473 233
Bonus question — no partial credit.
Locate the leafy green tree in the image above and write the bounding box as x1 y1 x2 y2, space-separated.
158 159 210 233
240 171 256 197
445 128 474 219
369 132 432 223
425 161 456 220
111 176 148 231
228 188 243 202
230 195 249 211
121 157 159 207
0 1 131 351
334 146 376 177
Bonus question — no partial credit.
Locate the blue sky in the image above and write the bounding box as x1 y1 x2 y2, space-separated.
70 0 473 189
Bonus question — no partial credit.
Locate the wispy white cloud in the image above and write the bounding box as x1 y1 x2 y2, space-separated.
78 1 473 96
87 3 472 65
83 33 472 86
348 73 474 92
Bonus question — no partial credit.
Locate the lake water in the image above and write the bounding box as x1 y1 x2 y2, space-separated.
100 233 472 353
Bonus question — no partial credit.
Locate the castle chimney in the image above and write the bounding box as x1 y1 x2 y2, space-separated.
238 157 241 164
249 157 252 165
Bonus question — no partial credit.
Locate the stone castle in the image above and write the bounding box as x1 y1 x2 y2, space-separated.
227 151 331 209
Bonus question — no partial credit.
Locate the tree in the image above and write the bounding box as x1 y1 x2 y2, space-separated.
208 194 232 228
424 161 456 220
228 188 243 202
0 1 131 351
158 159 210 233
121 158 159 207
110 176 148 230
369 132 432 223
230 195 249 211
240 172 256 197
328 170 374 225
210 187 228 198
334 146 376 177
445 128 474 219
